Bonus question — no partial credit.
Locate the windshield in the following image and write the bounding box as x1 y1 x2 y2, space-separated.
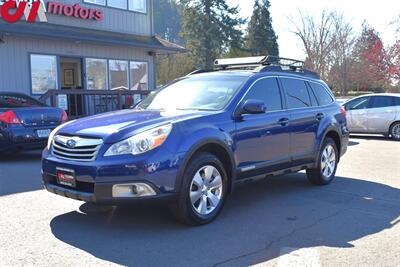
0 94 46 108
136 75 247 111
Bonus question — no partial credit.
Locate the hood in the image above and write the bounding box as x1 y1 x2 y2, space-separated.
57 109 210 143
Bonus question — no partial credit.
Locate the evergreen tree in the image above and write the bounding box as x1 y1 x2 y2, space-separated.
246 0 279 56
180 0 245 69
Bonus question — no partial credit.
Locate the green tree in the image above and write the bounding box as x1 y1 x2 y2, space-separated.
156 54 195 86
246 0 279 56
180 0 245 69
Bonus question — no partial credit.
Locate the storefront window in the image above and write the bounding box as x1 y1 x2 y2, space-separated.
129 0 146 13
108 0 127 9
30 54 57 94
84 0 106 5
86 58 107 90
109 60 128 90
130 61 148 91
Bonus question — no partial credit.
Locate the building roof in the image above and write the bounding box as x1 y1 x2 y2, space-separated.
0 22 187 54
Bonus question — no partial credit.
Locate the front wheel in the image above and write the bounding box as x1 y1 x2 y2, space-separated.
171 153 227 226
390 122 400 141
306 138 338 185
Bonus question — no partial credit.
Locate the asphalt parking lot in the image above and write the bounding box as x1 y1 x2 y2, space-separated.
0 136 399 267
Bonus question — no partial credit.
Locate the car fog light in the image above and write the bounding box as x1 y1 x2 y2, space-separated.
112 183 157 198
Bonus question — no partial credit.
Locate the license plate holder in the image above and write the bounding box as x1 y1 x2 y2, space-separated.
37 129 52 138
56 167 76 188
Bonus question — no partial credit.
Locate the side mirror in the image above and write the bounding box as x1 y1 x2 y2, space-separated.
241 99 267 115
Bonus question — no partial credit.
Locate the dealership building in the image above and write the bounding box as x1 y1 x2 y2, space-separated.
0 0 185 116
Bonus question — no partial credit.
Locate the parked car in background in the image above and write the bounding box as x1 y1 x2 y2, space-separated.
343 93 400 140
0 92 68 153
42 56 349 225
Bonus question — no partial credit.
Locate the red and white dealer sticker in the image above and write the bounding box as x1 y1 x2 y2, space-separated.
56 168 76 188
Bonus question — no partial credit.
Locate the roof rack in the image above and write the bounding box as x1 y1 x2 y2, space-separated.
212 55 320 79
214 55 305 70
188 56 319 79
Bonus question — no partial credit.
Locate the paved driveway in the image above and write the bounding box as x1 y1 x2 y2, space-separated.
0 136 399 267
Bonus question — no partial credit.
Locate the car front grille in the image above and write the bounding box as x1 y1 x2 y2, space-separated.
52 135 103 162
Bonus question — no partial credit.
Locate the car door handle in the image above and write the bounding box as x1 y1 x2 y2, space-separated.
316 113 325 121
278 118 289 126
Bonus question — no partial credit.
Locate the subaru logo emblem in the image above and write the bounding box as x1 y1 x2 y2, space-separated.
66 139 76 148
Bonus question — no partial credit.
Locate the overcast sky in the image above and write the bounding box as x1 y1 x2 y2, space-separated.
227 0 400 60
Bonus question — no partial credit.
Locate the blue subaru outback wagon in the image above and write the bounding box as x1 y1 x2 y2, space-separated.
42 56 349 225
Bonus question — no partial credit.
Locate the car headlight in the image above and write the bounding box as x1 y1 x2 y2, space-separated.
104 124 173 157
47 120 75 150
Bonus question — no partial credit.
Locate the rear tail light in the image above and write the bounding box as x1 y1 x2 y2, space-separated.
0 110 21 124
340 106 347 118
61 110 68 123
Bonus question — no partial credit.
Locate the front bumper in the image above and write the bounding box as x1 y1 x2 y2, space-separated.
43 176 177 204
42 148 184 204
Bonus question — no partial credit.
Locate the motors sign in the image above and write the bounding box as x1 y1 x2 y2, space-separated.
0 0 103 23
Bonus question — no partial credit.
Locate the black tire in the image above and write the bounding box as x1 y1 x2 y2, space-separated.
306 138 338 186
389 122 400 141
170 152 228 226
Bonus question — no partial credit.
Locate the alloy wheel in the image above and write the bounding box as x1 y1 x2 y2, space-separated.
189 165 223 215
321 144 336 178
392 124 400 140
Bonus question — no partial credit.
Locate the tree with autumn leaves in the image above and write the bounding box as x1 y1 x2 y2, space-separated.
350 25 391 92
292 12 400 95
153 2 400 93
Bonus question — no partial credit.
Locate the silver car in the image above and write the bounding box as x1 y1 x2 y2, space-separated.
343 94 400 140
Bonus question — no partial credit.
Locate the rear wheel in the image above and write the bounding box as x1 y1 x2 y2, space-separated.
390 122 400 141
306 138 338 185
171 153 227 226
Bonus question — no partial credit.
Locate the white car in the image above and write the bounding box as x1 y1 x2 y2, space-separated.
343 94 400 140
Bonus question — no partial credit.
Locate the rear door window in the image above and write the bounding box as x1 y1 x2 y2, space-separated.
370 96 394 108
0 94 45 108
280 78 311 109
244 78 283 112
310 82 334 106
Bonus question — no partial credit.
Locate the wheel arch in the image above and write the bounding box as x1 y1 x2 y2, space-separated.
175 139 236 195
389 120 400 135
322 129 341 157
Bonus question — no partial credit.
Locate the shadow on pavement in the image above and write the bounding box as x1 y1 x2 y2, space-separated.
348 141 359 146
50 174 400 267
